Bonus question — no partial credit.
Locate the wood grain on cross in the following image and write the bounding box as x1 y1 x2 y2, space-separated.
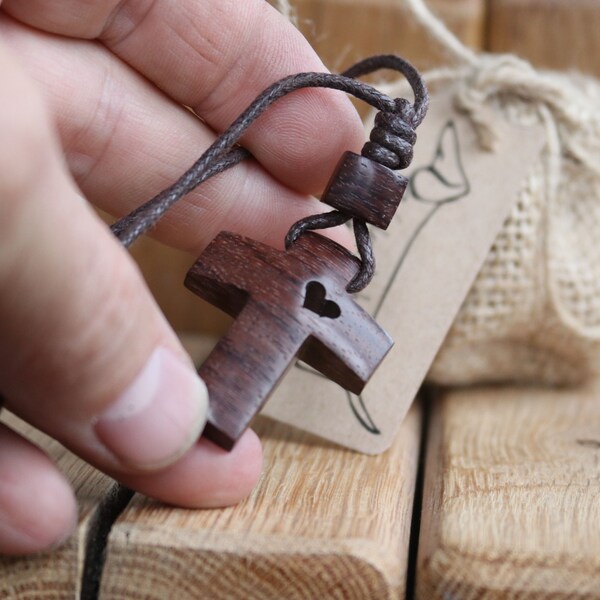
185 231 393 450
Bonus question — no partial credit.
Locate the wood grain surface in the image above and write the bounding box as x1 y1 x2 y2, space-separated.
186 231 392 449
417 381 600 599
487 0 600 78
291 0 485 73
0 412 128 600
98 405 422 599
321 151 408 229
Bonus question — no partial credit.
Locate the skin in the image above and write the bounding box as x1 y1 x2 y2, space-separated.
0 0 363 555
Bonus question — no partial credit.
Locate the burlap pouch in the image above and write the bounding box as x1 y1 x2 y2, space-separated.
374 1 600 386
429 60 600 386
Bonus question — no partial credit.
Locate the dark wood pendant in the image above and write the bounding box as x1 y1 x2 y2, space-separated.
185 231 393 450
108 54 426 452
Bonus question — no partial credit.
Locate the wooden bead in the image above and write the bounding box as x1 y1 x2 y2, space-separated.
185 231 393 450
320 151 408 230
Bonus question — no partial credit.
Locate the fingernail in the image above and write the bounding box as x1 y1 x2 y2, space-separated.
94 347 208 470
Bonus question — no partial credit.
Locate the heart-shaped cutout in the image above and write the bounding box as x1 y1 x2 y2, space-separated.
303 281 341 319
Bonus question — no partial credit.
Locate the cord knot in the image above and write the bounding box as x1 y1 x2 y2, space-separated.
361 98 417 170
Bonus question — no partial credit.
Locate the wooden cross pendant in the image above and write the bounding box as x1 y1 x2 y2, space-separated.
185 231 393 450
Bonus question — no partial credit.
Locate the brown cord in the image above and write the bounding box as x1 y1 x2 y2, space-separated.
285 56 428 291
0 56 426 480
111 55 428 292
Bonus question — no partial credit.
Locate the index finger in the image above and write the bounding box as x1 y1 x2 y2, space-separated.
3 0 365 194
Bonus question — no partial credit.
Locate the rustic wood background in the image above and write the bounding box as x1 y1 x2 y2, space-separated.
3 1 600 598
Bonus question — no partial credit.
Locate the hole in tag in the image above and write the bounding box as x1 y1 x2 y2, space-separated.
303 281 341 319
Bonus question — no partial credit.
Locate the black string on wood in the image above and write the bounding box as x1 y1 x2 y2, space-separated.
111 54 428 293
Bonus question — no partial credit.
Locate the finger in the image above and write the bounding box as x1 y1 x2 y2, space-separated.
116 429 263 509
2 0 365 195
0 38 208 475
0 18 352 254
0 423 76 555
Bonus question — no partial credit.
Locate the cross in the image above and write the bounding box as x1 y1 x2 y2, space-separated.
185 231 393 450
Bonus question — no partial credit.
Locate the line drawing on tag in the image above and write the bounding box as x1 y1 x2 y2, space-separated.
371 120 470 315
292 119 470 436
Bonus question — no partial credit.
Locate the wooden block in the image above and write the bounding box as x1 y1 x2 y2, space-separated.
321 152 408 229
417 381 600 598
99 405 422 599
0 412 130 600
487 0 600 78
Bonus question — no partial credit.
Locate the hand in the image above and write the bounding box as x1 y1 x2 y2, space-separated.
0 0 363 555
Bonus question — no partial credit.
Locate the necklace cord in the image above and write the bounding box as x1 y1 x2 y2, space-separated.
110 54 429 292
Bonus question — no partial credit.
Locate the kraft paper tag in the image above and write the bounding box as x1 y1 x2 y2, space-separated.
260 87 545 454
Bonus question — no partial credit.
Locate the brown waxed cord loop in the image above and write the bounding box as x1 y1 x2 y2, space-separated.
363 98 418 169
111 146 250 241
350 219 375 293
284 56 428 292
284 211 351 247
111 55 429 293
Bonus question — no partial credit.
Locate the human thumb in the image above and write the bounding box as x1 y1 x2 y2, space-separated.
0 43 207 474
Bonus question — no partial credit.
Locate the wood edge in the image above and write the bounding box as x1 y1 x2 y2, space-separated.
414 385 600 598
102 526 402 599
100 403 423 598
415 546 600 599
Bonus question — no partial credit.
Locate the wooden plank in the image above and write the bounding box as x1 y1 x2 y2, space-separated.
0 412 130 600
99 404 422 598
417 381 600 598
487 0 600 78
290 0 485 73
